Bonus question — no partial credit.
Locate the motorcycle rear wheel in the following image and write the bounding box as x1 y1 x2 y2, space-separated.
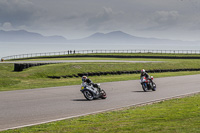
83 90 94 100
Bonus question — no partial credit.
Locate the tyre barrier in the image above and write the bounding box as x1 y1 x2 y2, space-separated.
47 68 200 79
14 63 53 71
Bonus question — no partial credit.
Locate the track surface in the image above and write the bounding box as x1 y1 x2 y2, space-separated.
0 74 200 131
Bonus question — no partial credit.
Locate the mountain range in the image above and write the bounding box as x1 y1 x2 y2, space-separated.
0 30 67 43
0 30 196 44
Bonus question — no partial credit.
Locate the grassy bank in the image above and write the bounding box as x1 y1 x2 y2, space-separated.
1 54 200 133
1 58 200 91
2 93 200 133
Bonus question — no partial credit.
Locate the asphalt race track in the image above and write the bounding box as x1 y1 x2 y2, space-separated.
0 74 200 131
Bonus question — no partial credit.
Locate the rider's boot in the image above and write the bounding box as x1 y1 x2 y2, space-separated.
98 87 102 93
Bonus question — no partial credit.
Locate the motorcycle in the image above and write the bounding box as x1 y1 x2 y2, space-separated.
80 82 107 100
140 76 156 92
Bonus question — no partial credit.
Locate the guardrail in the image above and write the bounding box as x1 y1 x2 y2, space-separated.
2 49 200 60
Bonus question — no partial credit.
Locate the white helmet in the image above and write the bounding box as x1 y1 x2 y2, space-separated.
141 69 145 73
82 76 87 82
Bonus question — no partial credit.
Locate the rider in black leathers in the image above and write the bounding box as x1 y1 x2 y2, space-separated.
140 69 150 79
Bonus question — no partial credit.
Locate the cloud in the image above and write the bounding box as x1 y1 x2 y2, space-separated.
2 22 13 30
85 7 125 32
0 0 37 28
1 0 200 40
154 11 179 23
86 7 114 30
147 11 180 30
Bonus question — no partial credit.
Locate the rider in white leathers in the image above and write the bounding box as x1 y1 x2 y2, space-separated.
82 76 101 92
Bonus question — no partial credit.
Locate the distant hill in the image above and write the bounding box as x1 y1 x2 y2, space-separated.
73 31 191 44
0 30 67 43
0 30 196 45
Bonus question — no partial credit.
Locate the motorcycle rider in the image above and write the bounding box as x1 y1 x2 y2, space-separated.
140 69 153 88
140 69 150 79
82 76 101 92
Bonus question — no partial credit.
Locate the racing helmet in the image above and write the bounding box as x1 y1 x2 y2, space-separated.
82 76 87 82
141 69 145 74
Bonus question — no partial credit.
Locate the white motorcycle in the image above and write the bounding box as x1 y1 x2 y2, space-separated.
80 82 107 100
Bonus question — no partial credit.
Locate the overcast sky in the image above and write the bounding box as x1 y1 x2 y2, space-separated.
0 0 200 41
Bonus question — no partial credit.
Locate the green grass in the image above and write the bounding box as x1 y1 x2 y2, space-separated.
1 53 200 92
2 93 200 133
1 54 200 132
13 60 200 78
1 58 200 91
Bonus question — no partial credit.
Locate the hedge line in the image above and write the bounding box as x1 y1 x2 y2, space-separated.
14 63 53 71
47 68 200 79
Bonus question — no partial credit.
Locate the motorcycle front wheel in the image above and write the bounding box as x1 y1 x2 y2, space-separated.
142 83 148 92
100 90 107 99
83 90 94 100
152 83 156 91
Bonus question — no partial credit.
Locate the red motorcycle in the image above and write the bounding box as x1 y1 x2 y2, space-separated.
140 76 156 92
